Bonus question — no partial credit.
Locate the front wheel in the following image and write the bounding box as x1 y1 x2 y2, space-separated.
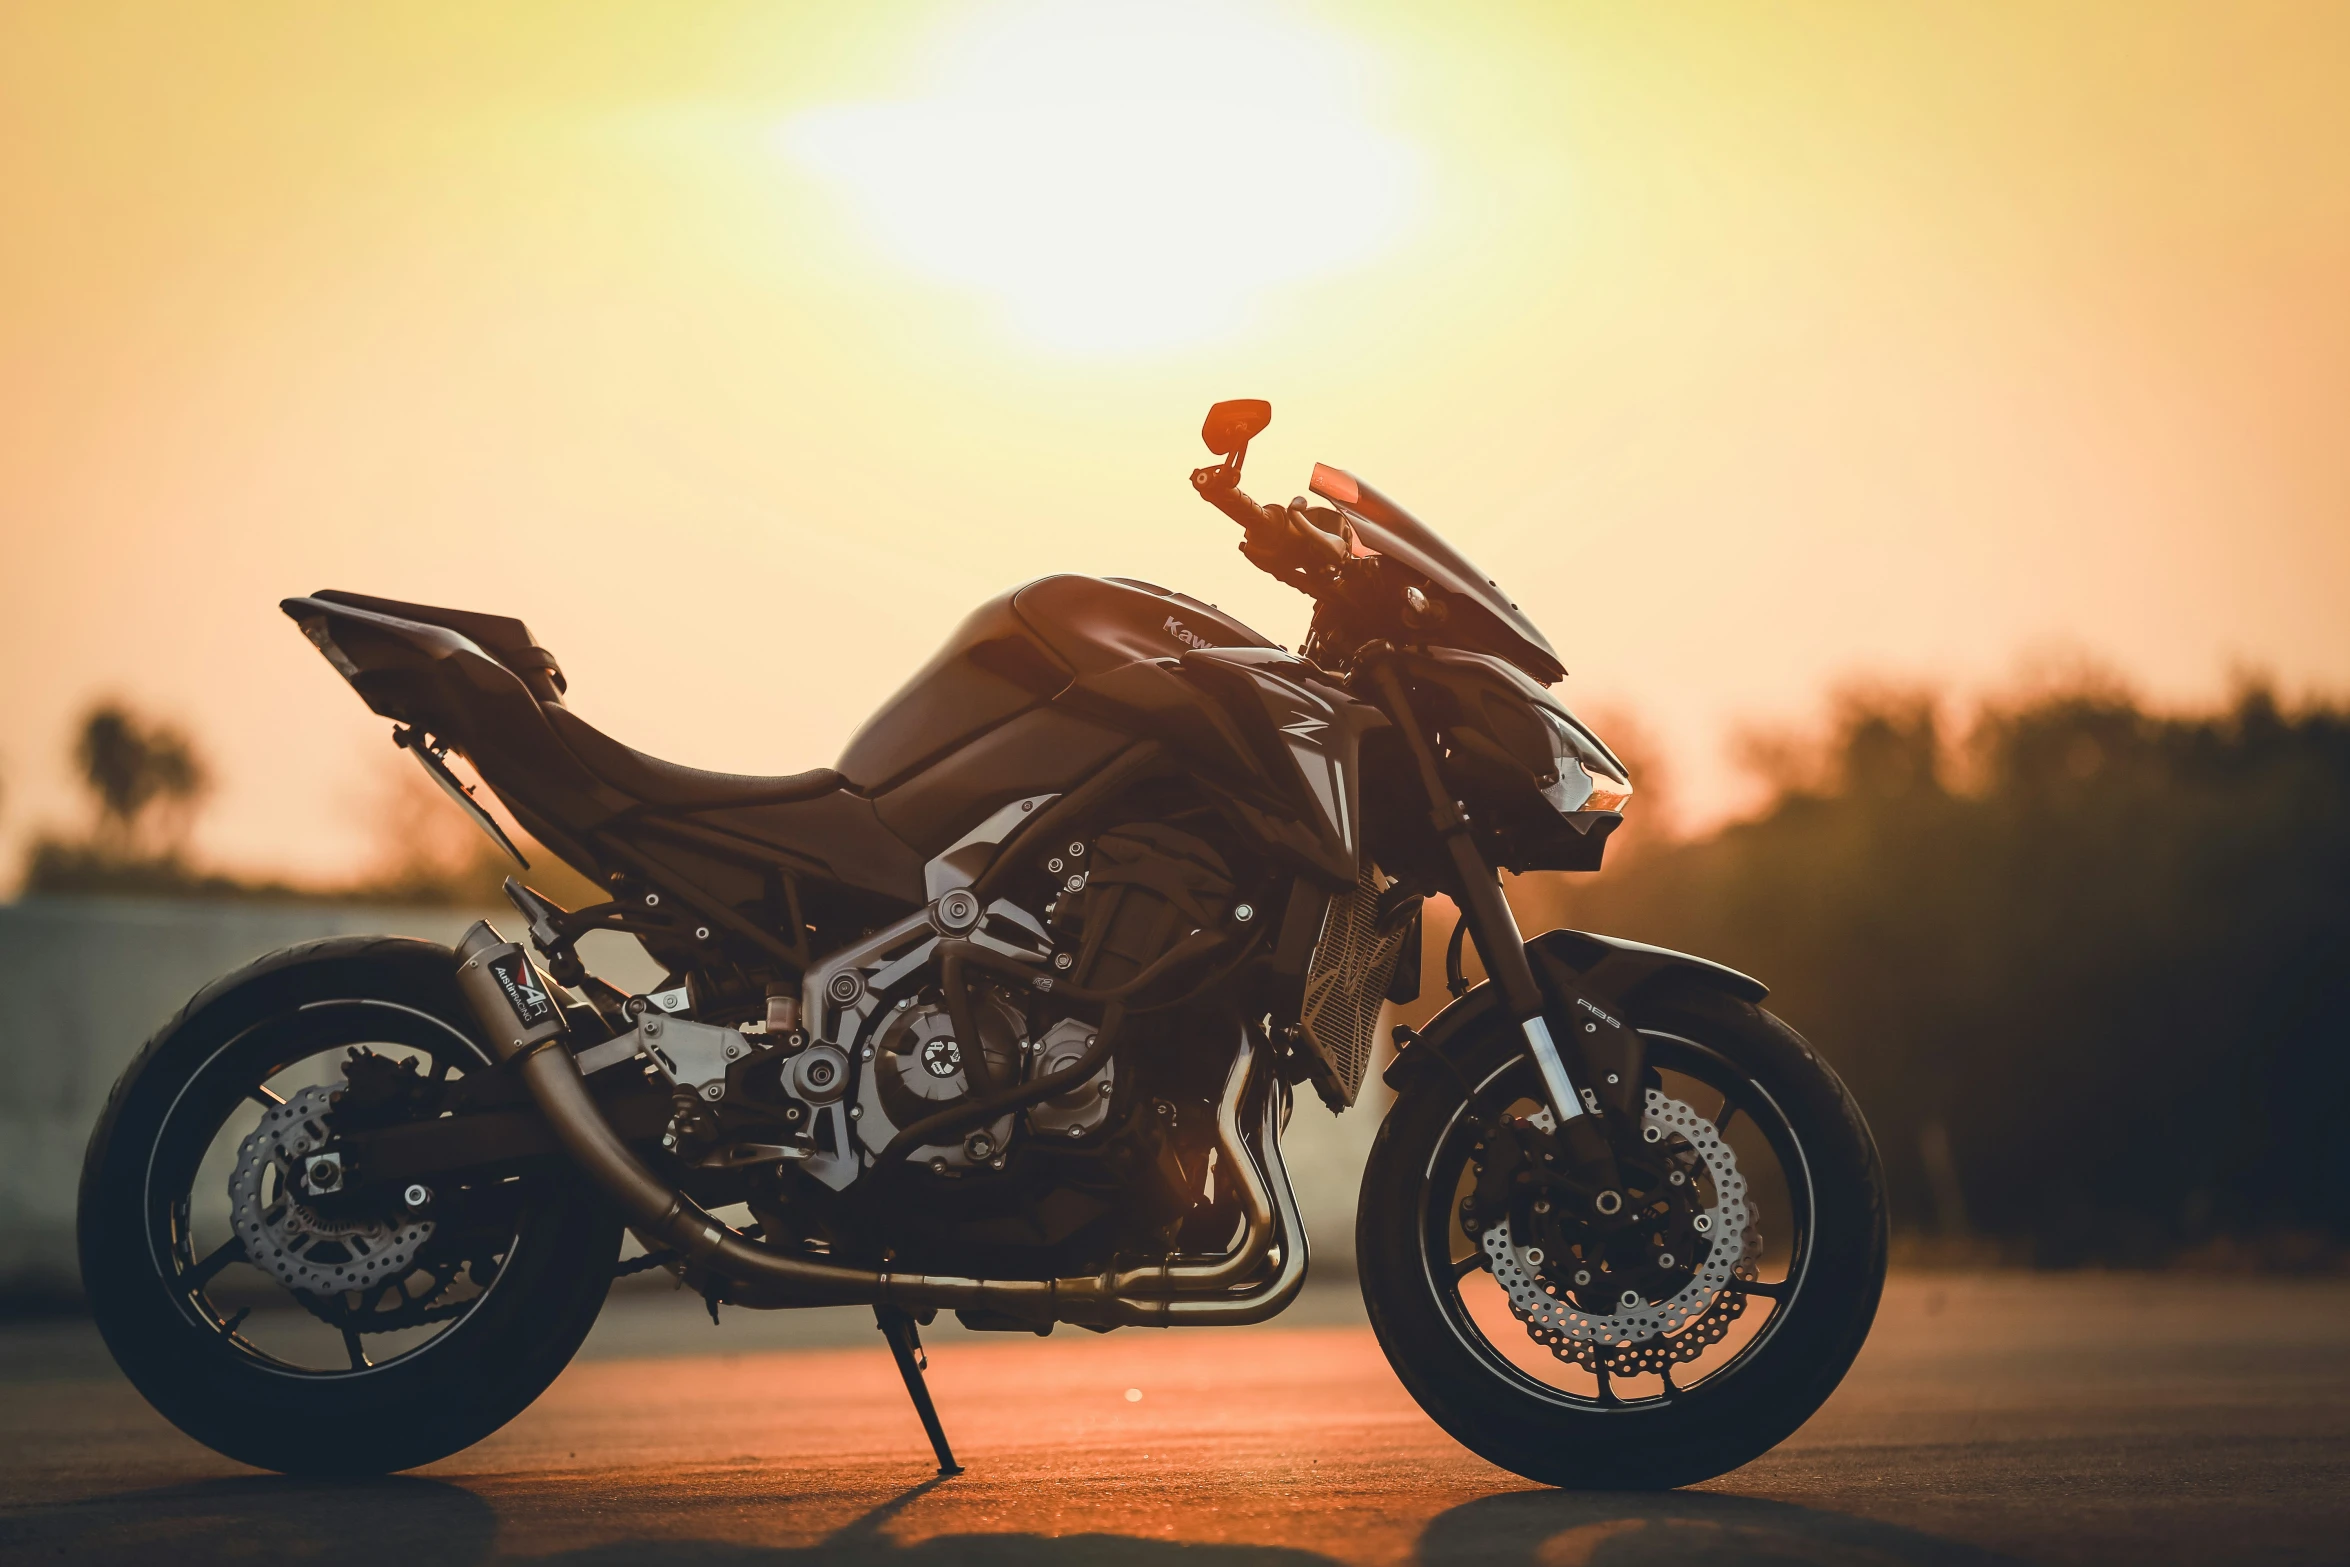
78 938 622 1475
1358 984 1886 1489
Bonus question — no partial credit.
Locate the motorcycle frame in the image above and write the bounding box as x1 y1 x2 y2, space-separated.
443 662 1634 1327
281 431 1658 1326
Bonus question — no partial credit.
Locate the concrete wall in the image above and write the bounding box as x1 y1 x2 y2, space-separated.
0 898 1383 1303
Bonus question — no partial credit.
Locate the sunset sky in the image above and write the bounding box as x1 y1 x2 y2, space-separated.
3 1 2346 887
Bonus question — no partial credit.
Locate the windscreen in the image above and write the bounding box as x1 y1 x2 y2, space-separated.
1309 465 1566 685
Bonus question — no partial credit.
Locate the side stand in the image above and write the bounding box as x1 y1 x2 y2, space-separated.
875 1304 963 1475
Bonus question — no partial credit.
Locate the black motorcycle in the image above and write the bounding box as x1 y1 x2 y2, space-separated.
79 401 1886 1488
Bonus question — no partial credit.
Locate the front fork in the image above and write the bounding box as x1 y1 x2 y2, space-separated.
1368 662 1626 1199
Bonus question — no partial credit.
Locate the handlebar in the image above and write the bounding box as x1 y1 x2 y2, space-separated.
1192 466 1275 531
1191 467 1351 573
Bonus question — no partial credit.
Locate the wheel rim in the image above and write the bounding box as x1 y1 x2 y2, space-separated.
1416 1028 1818 1410
138 998 527 1379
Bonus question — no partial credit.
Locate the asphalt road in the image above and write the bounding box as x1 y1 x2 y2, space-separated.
3 1272 2345 1567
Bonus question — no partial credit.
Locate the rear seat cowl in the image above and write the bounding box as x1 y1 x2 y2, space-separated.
311 590 568 700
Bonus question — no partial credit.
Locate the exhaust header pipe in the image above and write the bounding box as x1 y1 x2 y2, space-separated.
453 922 1305 1327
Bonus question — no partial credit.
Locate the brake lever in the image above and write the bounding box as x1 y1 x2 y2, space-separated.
1280 501 1353 568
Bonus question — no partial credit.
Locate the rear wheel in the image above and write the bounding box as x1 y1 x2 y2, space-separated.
1358 984 1886 1489
78 938 620 1475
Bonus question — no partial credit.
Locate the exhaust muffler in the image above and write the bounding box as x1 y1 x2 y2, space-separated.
454 923 568 1057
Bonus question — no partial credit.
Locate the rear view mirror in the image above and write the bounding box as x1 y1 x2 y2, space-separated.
1201 399 1272 457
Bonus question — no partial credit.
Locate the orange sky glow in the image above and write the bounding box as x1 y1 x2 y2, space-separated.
2 1 2346 887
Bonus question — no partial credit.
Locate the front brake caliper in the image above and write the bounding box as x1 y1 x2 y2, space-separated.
1464 1115 1531 1238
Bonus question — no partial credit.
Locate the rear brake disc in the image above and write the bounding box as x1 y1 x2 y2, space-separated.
229 1083 434 1297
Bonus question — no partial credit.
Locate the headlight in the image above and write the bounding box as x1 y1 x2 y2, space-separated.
1539 710 1633 815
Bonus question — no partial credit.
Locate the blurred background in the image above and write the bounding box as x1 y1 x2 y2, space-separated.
2 1 2345 1299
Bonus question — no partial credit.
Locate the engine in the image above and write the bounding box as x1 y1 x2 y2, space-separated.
647 815 1255 1284
768 818 1236 1171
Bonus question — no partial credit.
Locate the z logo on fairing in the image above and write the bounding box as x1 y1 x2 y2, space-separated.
1248 671 1354 854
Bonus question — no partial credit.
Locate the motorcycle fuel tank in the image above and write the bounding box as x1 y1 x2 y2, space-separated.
836 575 1273 792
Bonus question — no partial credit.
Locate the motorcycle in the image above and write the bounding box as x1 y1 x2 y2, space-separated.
78 400 1886 1488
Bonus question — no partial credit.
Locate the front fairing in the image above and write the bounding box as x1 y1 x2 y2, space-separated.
1382 648 1631 874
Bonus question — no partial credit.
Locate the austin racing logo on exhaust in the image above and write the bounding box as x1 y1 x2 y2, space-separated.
489 951 555 1027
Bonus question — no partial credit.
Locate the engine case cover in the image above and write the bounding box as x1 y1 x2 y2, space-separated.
1024 1017 1116 1142
855 993 1023 1172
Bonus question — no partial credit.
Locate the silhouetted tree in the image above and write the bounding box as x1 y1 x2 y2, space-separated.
24 701 224 895
73 703 206 847
1510 681 2350 1263
22 700 594 907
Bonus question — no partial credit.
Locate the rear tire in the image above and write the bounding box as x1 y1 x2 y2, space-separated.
78 937 621 1475
1358 983 1886 1489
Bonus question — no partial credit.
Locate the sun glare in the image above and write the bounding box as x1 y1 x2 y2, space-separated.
778 0 1423 357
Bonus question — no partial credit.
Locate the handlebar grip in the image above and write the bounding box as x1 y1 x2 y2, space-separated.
1194 471 1279 533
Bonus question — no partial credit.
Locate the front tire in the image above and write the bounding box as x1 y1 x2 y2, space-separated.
78 937 621 1475
1358 983 1886 1489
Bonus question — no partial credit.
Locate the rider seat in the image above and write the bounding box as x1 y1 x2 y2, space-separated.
541 706 843 812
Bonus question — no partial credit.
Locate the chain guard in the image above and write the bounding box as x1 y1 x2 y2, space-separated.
1475 1088 1762 1377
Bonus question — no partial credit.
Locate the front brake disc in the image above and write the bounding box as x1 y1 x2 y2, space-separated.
1479 1088 1757 1371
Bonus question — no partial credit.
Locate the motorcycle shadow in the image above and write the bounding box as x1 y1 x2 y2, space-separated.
0 1473 499 1567
1413 1488 2027 1567
0 1472 2025 1566
544 1481 2031 1567
532 1474 1335 1567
